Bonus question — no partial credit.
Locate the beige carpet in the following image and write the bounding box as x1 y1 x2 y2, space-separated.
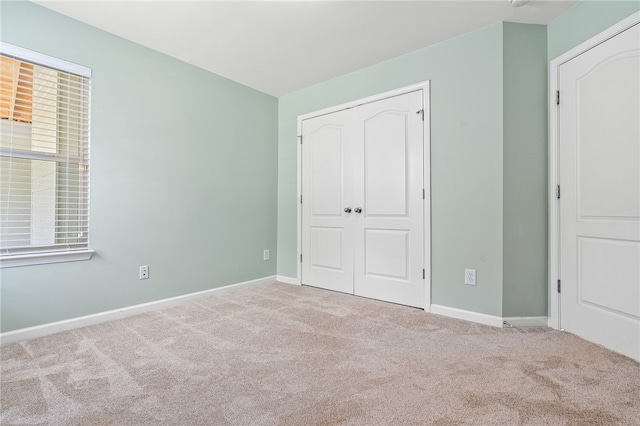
1 282 638 425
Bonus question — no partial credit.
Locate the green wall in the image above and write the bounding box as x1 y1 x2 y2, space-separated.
278 24 507 317
502 23 548 317
0 1 278 332
548 0 640 61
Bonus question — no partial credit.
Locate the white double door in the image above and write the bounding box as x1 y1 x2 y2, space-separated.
301 90 425 308
558 21 639 360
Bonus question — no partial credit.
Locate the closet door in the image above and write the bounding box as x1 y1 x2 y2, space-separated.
558 22 639 360
301 109 355 294
353 91 425 307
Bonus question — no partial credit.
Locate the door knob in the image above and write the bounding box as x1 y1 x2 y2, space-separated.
354 207 362 213
344 207 352 213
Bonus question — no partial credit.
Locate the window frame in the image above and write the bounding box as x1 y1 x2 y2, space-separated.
0 42 94 268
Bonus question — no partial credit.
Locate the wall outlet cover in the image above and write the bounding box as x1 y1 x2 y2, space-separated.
139 265 149 280
465 268 476 286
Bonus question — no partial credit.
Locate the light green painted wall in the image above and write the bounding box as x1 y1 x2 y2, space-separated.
0 1 278 332
502 23 548 317
548 0 640 60
278 24 506 317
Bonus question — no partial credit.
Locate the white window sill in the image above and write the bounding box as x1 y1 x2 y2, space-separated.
0 250 95 268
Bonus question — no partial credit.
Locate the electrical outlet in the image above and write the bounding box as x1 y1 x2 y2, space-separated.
139 265 149 280
263 249 270 261
465 269 476 286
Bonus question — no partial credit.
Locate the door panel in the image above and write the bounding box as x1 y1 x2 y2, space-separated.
310 127 344 216
577 237 639 318
301 109 354 294
364 229 409 280
559 23 640 360
364 112 408 216
354 91 424 307
310 227 344 271
578 53 639 219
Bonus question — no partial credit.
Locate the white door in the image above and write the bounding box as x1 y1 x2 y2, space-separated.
559 22 639 360
301 90 426 308
301 108 355 294
353 92 425 307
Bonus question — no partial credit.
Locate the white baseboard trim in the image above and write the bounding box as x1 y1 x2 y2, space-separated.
502 316 549 327
430 304 504 328
430 305 548 328
0 275 276 346
276 275 299 285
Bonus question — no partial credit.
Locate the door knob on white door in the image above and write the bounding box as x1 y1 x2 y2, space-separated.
354 207 362 213
344 207 352 213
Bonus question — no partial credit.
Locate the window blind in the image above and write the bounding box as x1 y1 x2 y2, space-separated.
0 43 91 257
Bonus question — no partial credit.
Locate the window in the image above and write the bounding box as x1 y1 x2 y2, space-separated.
0 43 93 267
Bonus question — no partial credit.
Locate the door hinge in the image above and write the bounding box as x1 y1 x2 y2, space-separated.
300 195 302 204
422 189 426 200
557 279 561 293
555 90 560 105
556 185 561 200
298 135 302 144
300 254 302 263
422 269 425 279
416 109 424 121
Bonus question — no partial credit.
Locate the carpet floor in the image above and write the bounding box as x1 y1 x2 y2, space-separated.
1 282 639 425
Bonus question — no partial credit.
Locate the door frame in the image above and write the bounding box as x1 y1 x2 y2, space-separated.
548 12 639 330
296 81 432 310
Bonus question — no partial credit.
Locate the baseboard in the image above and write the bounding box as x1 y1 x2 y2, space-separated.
502 316 549 327
276 275 299 285
0 275 276 346
430 305 549 328
430 304 504 327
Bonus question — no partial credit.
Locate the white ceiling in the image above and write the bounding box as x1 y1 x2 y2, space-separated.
33 0 578 97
